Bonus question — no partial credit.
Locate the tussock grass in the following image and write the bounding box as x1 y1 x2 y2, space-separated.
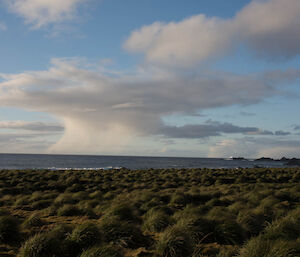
99 216 146 248
143 210 172 232
0 167 298 256
57 204 82 216
22 213 45 229
69 222 101 250
156 225 193 257
19 233 61 257
238 236 295 257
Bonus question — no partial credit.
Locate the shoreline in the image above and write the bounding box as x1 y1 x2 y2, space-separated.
1 153 299 171
0 165 300 171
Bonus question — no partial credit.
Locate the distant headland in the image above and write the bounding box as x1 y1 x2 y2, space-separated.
255 157 300 166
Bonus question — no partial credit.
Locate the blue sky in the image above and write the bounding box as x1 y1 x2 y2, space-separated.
0 0 300 158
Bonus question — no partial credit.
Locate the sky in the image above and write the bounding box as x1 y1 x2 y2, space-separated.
0 0 300 158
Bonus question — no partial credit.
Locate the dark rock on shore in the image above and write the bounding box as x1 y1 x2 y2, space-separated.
255 157 275 161
286 158 300 166
254 157 300 166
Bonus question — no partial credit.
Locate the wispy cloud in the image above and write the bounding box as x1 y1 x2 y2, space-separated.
0 121 63 153
124 0 300 67
0 132 56 153
0 121 64 132
5 0 88 29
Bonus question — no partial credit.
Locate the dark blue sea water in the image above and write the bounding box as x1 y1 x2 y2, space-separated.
0 153 289 170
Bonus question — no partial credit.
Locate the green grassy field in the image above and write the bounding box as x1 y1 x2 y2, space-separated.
0 167 299 256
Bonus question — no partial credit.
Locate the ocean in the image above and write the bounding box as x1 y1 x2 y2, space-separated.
0 153 289 170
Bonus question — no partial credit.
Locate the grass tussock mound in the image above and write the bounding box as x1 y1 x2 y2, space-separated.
156 225 193 257
143 209 172 232
238 236 295 257
99 216 146 249
20 233 60 257
0 167 299 256
69 222 102 250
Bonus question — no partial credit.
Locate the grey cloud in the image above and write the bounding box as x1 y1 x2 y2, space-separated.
236 0 300 59
248 137 300 148
0 122 63 153
159 123 254 139
159 121 289 139
0 132 57 144
0 133 55 153
0 59 298 153
248 130 273 136
0 133 36 143
263 69 300 97
264 69 300 84
0 121 64 132
160 125 219 139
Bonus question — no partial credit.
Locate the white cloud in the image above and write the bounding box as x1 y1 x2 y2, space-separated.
124 0 300 67
124 15 234 68
0 58 298 154
5 0 88 28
